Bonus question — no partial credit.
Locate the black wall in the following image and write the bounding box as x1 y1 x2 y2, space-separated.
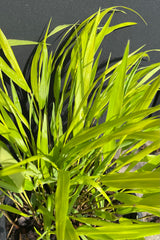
0 0 160 105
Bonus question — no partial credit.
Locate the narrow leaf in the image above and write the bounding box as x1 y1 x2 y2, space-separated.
55 170 70 240
101 170 160 189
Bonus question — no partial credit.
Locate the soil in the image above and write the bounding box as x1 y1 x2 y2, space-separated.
6 216 40 240
5 213 57 240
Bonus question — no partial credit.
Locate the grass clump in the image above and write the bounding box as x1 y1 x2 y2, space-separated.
0 6 160 240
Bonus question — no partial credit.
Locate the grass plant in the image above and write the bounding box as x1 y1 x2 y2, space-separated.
0 6 160 240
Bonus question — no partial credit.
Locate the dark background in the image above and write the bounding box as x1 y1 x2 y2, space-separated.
0 0 160 104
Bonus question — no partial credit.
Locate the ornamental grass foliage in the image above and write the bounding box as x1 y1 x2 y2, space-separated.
0 6 160 240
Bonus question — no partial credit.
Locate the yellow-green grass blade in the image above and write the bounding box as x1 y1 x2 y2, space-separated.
124 59 141 95
117 197 160 216
10 80 22 113
0 57 30 92
114 140 160 172
11 106 31 155
38 43 49 110
0 154 57 192
90 6 137 55
52 8 137 131
40 107 50 179
139 193 160 206
105 21 137 35
42 194 55 236
96 20 136 53
0 155 58 171
37 206 55 223
0 204 31 217
124 79 157 114
47 24 72 38
28 94 35 126
62 131 158 171
134 75 160 111
138 154 160 172
107 42 129 121
101 170 160 190
62 14 146 139
37 110 42 154
41 109 49 154
50 102 56 138
58 51 73 111
95 11 115 52
0 107 30 153
80 8 118 90
72 216 116 227
0 89 30 129
54 64 62 113
115 198 160 217
51 9 103 65
82 9 100 93
67 28 91 135
30 43 42 101
38 20 51 110
57 111 63 141
70 175 112 205
103 42 129 155
136 64 160 88
115 5 147 25
41 51 52 107
51 105 63 146
7 39 39 46
77 222 160 240
62 115 160 163
124 68 160 113
65 132 159 172
96 49 147 89
89 50 102 91
68 185 83 215
0 70 8 95
123 89 150 117
68 48 79 97
126 63 160 94
51 23 79 68
114 192 160 216
0 122 9 136
53 8 115 68
117 204 160 217
0 29 30 92
65 56 110 140
86 54 111 126
72 43 85 135
55 170 70 240
65 217 80 240
0 106 29 154
128 130 160 142
0 167 25 177
114 192 141 205
53 46 72 123
36 110 49 175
